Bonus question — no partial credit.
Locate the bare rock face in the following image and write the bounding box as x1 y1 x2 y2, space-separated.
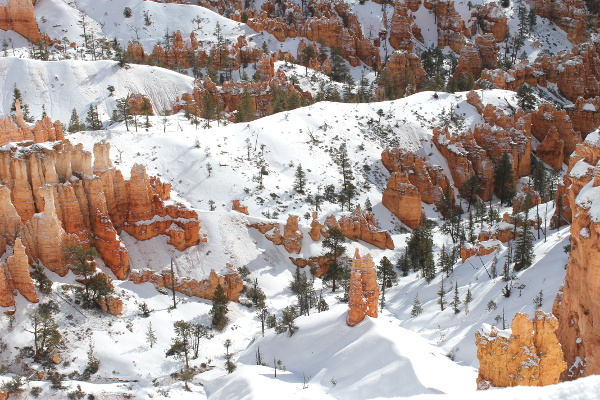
130 268 243 302
567 97 600 138
512 186 542 213
0 0 42 41
0 100 64 146
248 215 303 254
470 2 508 42
0 139 201 286
531 104 582 164
382 172 422 229
389 4 421 52
97 294 124 316
553 130 600 379
476 312 566 389
382 147 453 214
377 51 426 99
337 207 394 250
232 200 249 215
455 43 482 79
347 250 379 327
424 0 469 53
536 126 565 170
460 239 500 263
0 238 39 307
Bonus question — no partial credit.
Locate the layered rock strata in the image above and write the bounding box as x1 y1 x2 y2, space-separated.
0 100 64 146
0 238 39 308
476 312 566 389
0 0 41 41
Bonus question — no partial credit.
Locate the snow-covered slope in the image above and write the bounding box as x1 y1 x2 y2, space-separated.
0 57 194 121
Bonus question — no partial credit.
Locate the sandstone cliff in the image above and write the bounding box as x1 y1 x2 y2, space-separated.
382 172 422 229
0 100 64 146
553 130 600 379
0 0 41 41
476 312 566 389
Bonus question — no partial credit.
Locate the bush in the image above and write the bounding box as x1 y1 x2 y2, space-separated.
123 7 132 18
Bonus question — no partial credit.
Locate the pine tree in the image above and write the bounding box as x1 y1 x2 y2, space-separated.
437 276 447 311
377 256 397 311
293 164 307 193
459 175 483 212
140 97 153 129
115 97 132 131
146 322 157 348
396 252 410 277
439 244 454 277
533 289 543 310
11 86 32 122
202 90 217 128
85 105 102 130
246 279 266 308
322 227 347 292
411 293 423 317
224 339 237 374
166 320 193 369
334 143 356 210
236 90 255 123
514 193 534 271
68 108 82 133
516 84 537 112
210 284 229 331
451 282 461 314
494 152 516 205
405 217 435 282
276 305 299 336
464 287 473 315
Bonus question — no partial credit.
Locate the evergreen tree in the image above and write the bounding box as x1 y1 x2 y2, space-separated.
202 91 217 129
146 322 157 348
516 84 538 112
437 276 447 311
236 90 255 123
451 282 461 314
514 194 535 271
329 48 350 82
210 284 229 330
396 252 410 277
301 44 316 75
377 256 397 311
166 320 193 369
439 244 454 277
115 97 133 131
85 105 102 130
63 246 108 306
246 279 266 308
68 108 83 133
275 305 299 336
494 152 516 205
459 175 483 212
411 294 423 317
464 286 473 315
224 339 237 374
11 86 32 122
293 164 307 193
334 143 356 210
26 302 62 362
140 97 153 129
322 227 347 292
405 217 435 282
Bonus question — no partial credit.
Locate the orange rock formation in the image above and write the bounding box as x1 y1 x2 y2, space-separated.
476 312 566 389
130 268 243 302
347 249 379 327
553 130 600 379
248 215 303 254
382 172 422 229
0 0 41 41
0 100 64 146
0 238 39 308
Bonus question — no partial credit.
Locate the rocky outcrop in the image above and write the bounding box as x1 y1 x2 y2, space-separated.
382 147 453 214
97 293 123 316
455 43 482 79
173 69 309 121
476 312 566 389
337 207 394 250
0 238 39 308
347 250 379 327
424 0 469 53
566 97 600 138
232 200 249 215
460 239 501 263
382 172 422 229
0 139 201 285
470 2 508 42
512 186 542 213
377 51 426 99
525 0 588 43
536 126 565 170
248 215 303 254
290 255 330 278
130 268 243 302
0 0 41 41
553 130 600 379
531 104 581 164
0 100 64 146
388 4 422 52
